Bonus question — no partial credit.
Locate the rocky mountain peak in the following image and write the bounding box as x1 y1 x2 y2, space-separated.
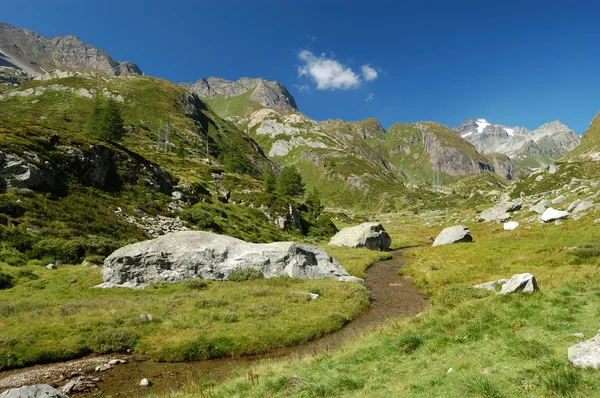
190 76 298 112
0 22 142 77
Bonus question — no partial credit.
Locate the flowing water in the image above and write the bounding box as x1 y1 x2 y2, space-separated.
0 251 428 397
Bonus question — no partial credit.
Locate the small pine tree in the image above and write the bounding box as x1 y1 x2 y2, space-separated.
305 187 323 216
86 92 104 137
263 169 276 193
276 166 305 197
97 98 124 142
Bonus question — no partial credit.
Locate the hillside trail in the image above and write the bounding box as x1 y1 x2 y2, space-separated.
0 251 428 397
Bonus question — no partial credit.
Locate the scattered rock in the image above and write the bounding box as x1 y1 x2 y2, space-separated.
108 358 126 366
541 208 569 222
0 385 68 398
500 273 539 294
566 200 581 212
81 260 91 267
535 175 544 182
60 376 97 393
503 221 519 231
140 378 150 387
473 279 509 292
568 331 600 368
477 202 521 222
531 199 551 214
572 333 585 339
46 263 57 270
139 313 153 322
552 195 567 204
98 231 359 288
555 220 563 226
328 222 391 251
573 201 594 214
432 225 472 247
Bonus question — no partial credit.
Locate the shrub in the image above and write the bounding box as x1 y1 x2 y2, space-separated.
180 206 218 229
227 268 264 282
0 272 15 290
394 334 424 354
185 278 209 290
91 326 139 353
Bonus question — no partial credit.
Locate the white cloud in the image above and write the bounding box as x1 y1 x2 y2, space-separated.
293 84 311 93
365 92 375 102
361 64 378 81
297 50 361 90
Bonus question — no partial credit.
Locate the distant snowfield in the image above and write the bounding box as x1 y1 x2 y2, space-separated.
476 119 490 133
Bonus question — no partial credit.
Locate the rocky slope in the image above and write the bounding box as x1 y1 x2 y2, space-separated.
188 76 298 116
455 118 580 171
0 22 142 77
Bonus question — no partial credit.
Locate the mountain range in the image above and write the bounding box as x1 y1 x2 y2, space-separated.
454 118 581 172
0 21 596 213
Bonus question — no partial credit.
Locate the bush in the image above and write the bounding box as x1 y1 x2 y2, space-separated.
185 278 209 290
227 268 264 282
180 206 218 230
0 272 15 290
91 326 139 353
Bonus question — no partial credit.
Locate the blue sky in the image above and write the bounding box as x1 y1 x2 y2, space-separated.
3 0 600 133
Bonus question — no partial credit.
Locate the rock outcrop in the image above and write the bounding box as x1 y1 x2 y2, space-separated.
477 201 521 222
500 273 539 294
568 331 600 368
98 231 360 288
328 222 391 251
0 384 67 398
190 76 298 112
0 23 142 77
432 225 473 247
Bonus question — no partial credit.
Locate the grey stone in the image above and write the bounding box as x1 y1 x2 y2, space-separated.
552 195 567 204
140 378 150 387
531 199 551 214
573 201 594 214
568 331 600 368
0 385 68 398
478 201 521 222
572 333 585 339
500 273 539 294
566 200 581 212
541 207 569 222
98 231 358 288
46 263 57 270
329 222 391 251
432 225 473 247
473 279 509 292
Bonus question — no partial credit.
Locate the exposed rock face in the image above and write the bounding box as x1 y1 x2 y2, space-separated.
454 118 580 170
423 132 493 176
500 273 539 294
190 76 298 112
98 231 360 288
0 151 55 190
0 384 68 398
0 23 142 77
541 208 569 222
477 201 521 222
488 154 515 180
329 222 391 251
568 331 600 368
432 225 473 247
455 119 580 157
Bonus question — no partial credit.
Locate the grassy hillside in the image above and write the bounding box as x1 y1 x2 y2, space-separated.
167 212 600 398
564 112 600 160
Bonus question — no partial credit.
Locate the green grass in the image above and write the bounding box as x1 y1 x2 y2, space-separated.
163 214 600 398
0 264 369 370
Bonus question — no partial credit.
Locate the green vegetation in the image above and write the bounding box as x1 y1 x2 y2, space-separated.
0 264 368 369
86 94 125 142
165 212 600 398
277 165 305 197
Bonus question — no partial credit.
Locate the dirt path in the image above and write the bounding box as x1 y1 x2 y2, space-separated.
0 251 428 397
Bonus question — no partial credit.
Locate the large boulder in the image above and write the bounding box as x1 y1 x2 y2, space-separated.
328 222 391 251
568 331 600 368
500 273 539 294
573 201 594 214
98 231 360 289
0 385 67 398
432 225 472 247
477 201 522 222
541 207 569 222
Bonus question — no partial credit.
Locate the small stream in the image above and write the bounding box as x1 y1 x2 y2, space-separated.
0 251 428 397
